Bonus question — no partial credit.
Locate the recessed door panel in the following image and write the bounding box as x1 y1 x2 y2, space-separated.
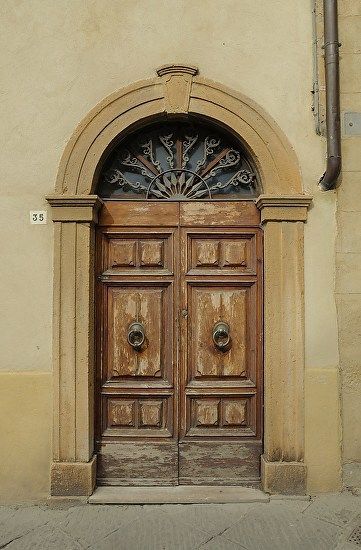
102 231 174 276
187 233 257 275
102 394 173 437
186 394 257 437
188 284 250 381
106 284 173 382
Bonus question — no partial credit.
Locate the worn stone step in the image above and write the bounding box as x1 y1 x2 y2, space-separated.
88 485 269 504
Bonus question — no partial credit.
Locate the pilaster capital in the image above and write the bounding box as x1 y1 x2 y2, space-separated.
46 195 103 223
255 194 313 223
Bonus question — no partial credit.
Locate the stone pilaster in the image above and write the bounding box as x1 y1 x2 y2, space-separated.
46 195 102 496
256 195 312 494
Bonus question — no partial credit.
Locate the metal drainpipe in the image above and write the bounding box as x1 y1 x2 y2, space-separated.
319 0 341 191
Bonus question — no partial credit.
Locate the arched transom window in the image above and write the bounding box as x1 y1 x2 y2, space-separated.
97 120 260 200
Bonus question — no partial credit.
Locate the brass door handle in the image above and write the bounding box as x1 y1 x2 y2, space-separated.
212 321 231 351
127 322 145 351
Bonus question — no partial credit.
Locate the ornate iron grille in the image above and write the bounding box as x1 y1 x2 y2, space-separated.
97 121 260 200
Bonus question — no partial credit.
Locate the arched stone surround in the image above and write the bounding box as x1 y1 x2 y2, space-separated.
47 65 312 496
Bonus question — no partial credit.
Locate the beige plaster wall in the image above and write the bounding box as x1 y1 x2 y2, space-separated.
336 3 361 488
0 0 344 497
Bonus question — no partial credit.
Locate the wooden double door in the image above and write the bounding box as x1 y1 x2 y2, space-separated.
96 200 263 486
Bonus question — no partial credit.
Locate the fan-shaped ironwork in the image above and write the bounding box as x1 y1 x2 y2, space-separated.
97 121 260 200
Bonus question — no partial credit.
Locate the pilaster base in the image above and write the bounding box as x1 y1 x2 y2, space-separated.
261 455 307 495
51 455 97 496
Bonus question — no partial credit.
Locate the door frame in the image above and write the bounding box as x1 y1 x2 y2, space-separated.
46 65 312 496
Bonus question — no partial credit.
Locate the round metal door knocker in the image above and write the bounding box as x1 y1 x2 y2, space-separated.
127 322 146 351
212 321 231 352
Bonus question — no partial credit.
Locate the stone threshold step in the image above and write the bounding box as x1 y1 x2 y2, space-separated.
88 486 269 504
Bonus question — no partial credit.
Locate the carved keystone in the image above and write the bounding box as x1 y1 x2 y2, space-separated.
156 64 199 114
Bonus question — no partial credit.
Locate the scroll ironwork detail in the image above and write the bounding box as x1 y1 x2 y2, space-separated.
98 122 259 200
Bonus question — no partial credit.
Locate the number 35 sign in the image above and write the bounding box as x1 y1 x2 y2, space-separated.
30 211 47 224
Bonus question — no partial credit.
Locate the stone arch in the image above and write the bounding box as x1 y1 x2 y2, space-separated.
47 65 311 498
55 67 302 196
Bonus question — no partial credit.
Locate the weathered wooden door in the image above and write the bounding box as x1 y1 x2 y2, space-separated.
96 200 263 486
